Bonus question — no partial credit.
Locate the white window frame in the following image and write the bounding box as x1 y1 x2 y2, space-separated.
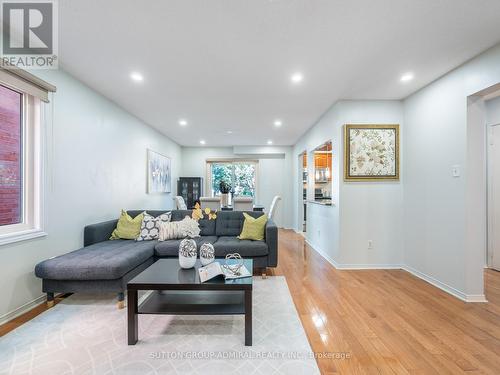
0 85 45 245
205 159 259 201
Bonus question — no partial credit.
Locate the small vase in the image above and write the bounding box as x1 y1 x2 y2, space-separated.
221 193 229 207
200 243 215 266
179 238 197 269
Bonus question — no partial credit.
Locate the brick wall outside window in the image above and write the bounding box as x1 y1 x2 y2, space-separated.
0 85 22 226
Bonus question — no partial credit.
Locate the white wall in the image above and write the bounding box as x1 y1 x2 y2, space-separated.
403 43 500 301
180 146 293 228
486 96 500 125
290 43 500 300
0 69 181 320
292 100 404 268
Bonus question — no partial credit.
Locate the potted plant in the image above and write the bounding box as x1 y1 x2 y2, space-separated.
219 180 231 207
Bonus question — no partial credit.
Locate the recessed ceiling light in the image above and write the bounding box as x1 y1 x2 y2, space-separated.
178 119 188 126
226 130 233 134
291 72 304 83
400 72 414 82
274 120 282 127
199 140 206 145
267 140 273 145
130 72 144 82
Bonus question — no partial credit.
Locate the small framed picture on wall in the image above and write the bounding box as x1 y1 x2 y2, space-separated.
344 124 400 181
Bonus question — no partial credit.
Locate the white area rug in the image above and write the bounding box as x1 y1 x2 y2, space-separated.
0 277 320 375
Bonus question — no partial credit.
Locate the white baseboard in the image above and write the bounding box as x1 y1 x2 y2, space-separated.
402 265 488 303
0 294 46 326
305 239 403 270
402 265 467 301
303 237 487 303
335 263 405 270
465 294 488 303
305 239 340 268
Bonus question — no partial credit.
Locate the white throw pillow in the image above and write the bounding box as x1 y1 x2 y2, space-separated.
158 216 200 241
179 216 201 238
158 221 183 240
137 211 172 241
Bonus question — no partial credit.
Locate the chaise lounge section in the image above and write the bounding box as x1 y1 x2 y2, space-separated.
35 210 278 308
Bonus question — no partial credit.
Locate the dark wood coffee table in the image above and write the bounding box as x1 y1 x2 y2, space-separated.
127 259 253 346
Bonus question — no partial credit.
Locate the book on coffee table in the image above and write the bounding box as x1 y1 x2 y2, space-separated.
198 261 251 283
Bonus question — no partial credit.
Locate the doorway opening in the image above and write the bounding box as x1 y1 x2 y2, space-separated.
313 141 333 204
487 97 500 304
486 94 500 275
468 84 500 303
488 127 500 269
298 151 308 233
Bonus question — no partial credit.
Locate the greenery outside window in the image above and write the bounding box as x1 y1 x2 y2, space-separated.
206 160 258 205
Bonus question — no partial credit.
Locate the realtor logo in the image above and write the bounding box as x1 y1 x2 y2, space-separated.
1 0 58 69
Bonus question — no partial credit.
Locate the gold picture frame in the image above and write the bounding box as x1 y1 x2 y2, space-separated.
344 124 400 181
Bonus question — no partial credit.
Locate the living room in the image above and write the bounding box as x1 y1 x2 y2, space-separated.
1 1 500 374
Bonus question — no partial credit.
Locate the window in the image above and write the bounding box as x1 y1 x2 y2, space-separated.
207 160 258 205
0 81 45 245
0 85 22 226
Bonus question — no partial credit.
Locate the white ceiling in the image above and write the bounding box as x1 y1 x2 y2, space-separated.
59 0 500 146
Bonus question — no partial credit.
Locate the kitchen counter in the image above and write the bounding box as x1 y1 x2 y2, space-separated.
306 199 333 206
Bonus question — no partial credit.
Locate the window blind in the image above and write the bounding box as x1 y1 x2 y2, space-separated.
0 65 56 102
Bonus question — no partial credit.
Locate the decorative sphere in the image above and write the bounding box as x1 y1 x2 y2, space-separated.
224 253 244 275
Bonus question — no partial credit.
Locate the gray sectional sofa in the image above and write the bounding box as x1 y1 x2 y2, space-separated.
35 210 278 308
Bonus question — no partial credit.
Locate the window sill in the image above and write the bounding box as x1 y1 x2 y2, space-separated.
0 229 47 246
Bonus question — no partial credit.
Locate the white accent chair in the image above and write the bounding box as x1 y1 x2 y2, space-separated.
174 196 187 210
268 195 281 220
233 197 254 211
200 196 221 211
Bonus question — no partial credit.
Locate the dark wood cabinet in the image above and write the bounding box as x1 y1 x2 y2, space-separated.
177 177 203 209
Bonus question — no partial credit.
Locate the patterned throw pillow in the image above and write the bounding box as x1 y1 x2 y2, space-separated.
158 216 200 241
137 211 172 241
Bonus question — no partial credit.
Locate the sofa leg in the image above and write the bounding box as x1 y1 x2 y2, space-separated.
47 292 54 308
117 292 125 309
261 268 268 279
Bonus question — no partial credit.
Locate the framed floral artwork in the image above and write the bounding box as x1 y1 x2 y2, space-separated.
344 124 400 181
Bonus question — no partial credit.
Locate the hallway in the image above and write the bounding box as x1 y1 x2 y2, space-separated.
274 229 500 374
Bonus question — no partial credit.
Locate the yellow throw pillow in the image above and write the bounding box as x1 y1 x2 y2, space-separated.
110 210 144 240
238 213 267 241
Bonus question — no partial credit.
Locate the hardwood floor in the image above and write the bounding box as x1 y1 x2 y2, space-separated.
1 230 500 374
273 229 500 374
0 294 69 337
